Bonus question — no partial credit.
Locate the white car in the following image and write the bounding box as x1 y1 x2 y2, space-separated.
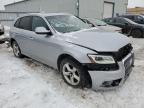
10 13 134 90
83 18 122 33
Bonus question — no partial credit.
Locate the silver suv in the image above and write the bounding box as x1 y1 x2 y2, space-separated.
10 13 134 90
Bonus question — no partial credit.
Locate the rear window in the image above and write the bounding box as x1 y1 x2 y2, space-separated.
14 18 20 28
125 16 135 20
104 18 114 23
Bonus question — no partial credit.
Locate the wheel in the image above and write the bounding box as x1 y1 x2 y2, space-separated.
12 41 23 58
60 58 91 88
131 29 143 38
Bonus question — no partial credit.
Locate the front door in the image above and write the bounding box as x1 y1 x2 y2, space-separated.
28 16 56 66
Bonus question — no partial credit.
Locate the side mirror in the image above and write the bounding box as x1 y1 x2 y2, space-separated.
35 27 52 35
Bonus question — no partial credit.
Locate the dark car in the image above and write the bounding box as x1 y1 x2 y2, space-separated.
121 14 144 24
103 17 144 38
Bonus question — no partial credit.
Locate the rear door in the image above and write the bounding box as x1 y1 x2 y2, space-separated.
13 16 33 55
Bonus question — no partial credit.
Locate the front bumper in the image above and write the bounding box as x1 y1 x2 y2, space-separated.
87 51 134 90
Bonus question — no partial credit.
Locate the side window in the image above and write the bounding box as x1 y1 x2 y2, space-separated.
109 19 115 23
136 16 143 21
32 16 49 31
14 18 20 28
104 18 114 23
126 16 135 21
130 16 135 20
115 18 126 25
19 16 32 31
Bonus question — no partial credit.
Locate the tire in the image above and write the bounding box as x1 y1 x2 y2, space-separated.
60 58 91 88
131 29 143 38
12 41 23 58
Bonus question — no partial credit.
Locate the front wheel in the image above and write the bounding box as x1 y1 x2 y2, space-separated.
131 29 143 38
12 41 23 58
60 58 91 88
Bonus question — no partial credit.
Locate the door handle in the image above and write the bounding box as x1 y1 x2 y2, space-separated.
29 37 34 40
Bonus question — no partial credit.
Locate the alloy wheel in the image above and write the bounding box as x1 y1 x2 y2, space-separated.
13 42 20 57
62 63 80 85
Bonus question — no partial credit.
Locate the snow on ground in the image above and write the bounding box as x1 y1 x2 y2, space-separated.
0 38 144 108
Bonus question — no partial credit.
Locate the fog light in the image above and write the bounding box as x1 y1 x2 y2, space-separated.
102 81 113 87
102 79 122 87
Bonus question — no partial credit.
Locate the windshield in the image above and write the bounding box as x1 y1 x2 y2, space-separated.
46 15 91 33
88 18 107 26
124 18 137 24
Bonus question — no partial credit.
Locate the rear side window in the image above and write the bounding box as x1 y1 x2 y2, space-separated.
32 16 49 31
105 18 115 23
124 16 135 20
19 16 32 31
14 18 20 28
136 16 143 21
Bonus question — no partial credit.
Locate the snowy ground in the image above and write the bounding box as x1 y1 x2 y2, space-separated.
0 38 144 108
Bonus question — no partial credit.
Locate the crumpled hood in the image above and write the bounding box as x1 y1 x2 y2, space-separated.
63 28 130 52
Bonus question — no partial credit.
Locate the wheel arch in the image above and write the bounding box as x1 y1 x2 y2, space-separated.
57 54 80 71
57 53 92 88
10 38 16 47
130 28 144 37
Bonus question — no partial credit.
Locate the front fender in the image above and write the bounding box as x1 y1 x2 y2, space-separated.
61 43 97 64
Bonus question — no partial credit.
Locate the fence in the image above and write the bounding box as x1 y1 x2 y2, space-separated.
0 11 38 26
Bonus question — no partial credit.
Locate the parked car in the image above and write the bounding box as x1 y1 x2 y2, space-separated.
10 13 134 90
0 26 10 44
103 17 144 38
83 18 122 33
121 14 144 24
0 24 4 35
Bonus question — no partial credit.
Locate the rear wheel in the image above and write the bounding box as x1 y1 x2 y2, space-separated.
60 58 91 88
131 29 143 38
12 41 23 58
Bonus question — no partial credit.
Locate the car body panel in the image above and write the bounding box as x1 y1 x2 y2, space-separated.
89 51 134 90
63 28 130 52
83 18 122 33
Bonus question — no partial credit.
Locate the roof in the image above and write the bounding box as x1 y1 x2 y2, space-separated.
31 13 71 16
18 12 72 18
5 0 30 7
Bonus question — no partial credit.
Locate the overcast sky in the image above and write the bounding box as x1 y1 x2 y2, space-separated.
0 0 144 10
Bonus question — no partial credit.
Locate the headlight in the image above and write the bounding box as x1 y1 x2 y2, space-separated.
88 54 115 64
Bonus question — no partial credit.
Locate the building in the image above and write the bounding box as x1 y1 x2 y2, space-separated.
4 0 128 19
127 7 144 14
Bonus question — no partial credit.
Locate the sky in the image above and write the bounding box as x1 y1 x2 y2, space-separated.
128 0 144 8
0 0 144 10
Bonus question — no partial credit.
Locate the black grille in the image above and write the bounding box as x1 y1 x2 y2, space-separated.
84 63 119 71
114 44 133 61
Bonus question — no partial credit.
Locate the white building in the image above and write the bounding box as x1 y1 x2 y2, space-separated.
4 0 128 19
